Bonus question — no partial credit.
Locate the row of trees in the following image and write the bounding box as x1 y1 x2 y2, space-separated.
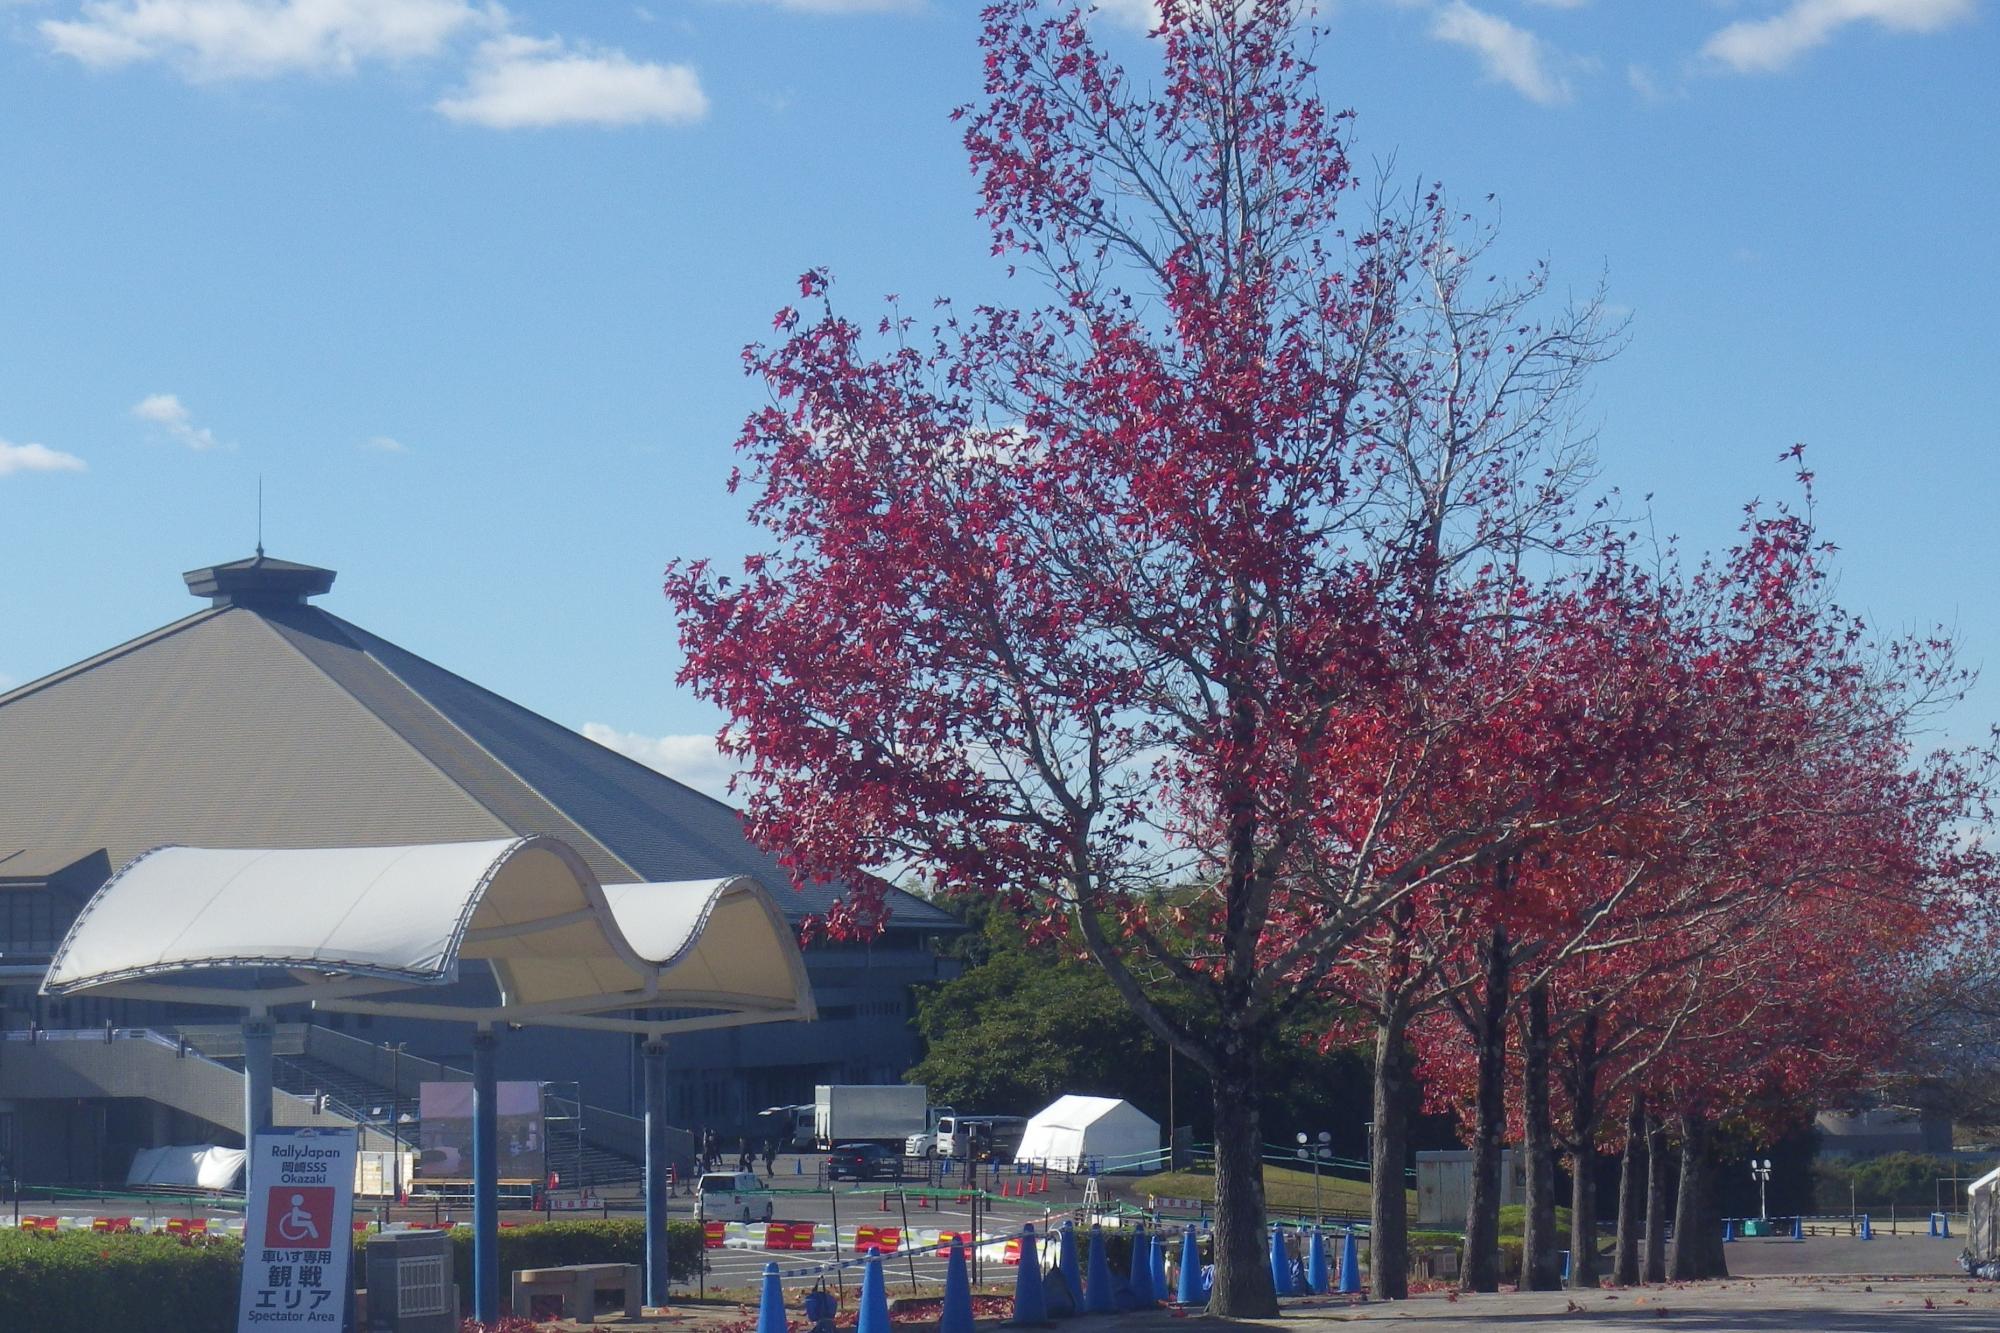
664 0 1997 1314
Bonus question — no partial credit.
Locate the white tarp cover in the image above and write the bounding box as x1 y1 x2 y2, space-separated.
1015 1095 1159 1174
126 1144 246 1190
41 837 651 1008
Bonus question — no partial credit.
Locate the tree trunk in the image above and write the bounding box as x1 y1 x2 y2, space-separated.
1208 1044 1278 1316
1566 1012 1602 1289
1459 924 1511 1293
1643 1114 1669 1284
1370 1004 1413 1300
1669 1114 1728 1280
1521 985 1562 1291
1612 1098 1644 1286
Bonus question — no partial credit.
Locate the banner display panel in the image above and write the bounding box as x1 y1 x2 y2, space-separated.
417 1079 545 1181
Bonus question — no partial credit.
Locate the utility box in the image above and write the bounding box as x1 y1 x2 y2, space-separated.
364 1229 456 1333
1416 1149 1522 1227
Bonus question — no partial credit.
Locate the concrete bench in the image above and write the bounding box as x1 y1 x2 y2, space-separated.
511 1262 642 1324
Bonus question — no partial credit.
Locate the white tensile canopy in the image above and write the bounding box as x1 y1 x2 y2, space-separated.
41 836 816 1031
1015 1095 1160 1174
36 828 817 1323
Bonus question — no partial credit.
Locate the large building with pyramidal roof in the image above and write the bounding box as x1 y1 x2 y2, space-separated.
0 553 960 1184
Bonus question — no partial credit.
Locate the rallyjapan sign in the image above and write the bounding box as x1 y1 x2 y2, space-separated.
237 1128 357 1330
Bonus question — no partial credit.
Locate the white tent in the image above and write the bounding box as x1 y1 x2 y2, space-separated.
1969 1165 2000 1274
1015 1095 1159 1174
126 1144 246 1191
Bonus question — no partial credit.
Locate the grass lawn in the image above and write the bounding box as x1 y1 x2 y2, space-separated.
1144 1162 1418 1222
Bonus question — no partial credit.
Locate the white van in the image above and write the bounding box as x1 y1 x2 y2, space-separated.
696 1171 773 1222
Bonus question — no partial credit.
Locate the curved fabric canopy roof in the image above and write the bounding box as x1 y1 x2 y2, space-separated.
41 837 816 1034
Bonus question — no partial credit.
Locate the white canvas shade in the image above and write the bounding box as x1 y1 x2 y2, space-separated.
39 837 816 1032
37 832 819 1321
40 836 652 1012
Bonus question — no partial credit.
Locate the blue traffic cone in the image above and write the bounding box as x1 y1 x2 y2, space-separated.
1011 1223 1049 1325
1174 1225 1203 1306
1130 1228 1155 1307
1861 1214 1873 1241
1084 1224 1115 1314
1337 1230 1361 1296
1792 1216 1803 1240
1306 1227 1329 1294
1057 1220 1082 1313
1269 1224 1294 1296
859 1249 891 1333
756 1263 786 1333
1151 1228 1168 1300
1723 1219 1734 1243
942 1240 975 1333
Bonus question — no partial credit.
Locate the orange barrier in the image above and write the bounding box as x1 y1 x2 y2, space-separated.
92 1218 134 1234
703 1221 727 1249
18 1217 58 1232
764 1221 816 1251
854 1225 903 1255
1002 1238 1022 1265
165 1218 209 1240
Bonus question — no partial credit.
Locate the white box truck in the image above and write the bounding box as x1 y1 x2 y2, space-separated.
813 1084 929 1150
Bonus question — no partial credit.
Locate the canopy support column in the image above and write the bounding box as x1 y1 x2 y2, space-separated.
473 1025 500 1326
242 1011 274 1143
644 1038 670 1307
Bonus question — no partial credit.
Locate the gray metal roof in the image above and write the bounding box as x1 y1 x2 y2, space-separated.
0 557 956 929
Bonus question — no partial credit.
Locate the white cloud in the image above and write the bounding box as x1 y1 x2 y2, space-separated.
361 434 406 452
1091 0 1160 30
1704 0 1979 73
0 437 87 477
1525 0 1590 7
581 723 745 801
132 392 221 450
435 34 707 128
42 0 491 80
1429 1 1573 104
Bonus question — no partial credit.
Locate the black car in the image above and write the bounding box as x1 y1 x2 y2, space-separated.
826 1143 904 1181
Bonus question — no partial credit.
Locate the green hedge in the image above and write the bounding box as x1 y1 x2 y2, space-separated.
0 1219 704 1332
423 1218 705 1284
0 1230 239 1333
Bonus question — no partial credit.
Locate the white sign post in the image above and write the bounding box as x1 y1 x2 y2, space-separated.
237 1127 357 1332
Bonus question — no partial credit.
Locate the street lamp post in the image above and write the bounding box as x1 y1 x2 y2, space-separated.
387 1042 406 1209
1751 1157 1773 1221
1295 1131 1332 1223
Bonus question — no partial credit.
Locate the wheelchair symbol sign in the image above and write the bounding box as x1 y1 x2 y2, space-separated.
263 1186 332 1248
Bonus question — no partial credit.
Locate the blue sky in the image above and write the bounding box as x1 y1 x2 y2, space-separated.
2 0 1994 797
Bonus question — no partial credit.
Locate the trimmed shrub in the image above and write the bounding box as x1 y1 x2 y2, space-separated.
0 1217 706 1332
434 1218 706 1284
0 1229 240 1332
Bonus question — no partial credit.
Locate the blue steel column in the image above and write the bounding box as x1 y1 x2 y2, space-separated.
242 1013 275 1143
473 1026 500 1325
644 1038 670 1307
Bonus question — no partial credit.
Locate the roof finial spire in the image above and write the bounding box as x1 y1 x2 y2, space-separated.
256 475 264 559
